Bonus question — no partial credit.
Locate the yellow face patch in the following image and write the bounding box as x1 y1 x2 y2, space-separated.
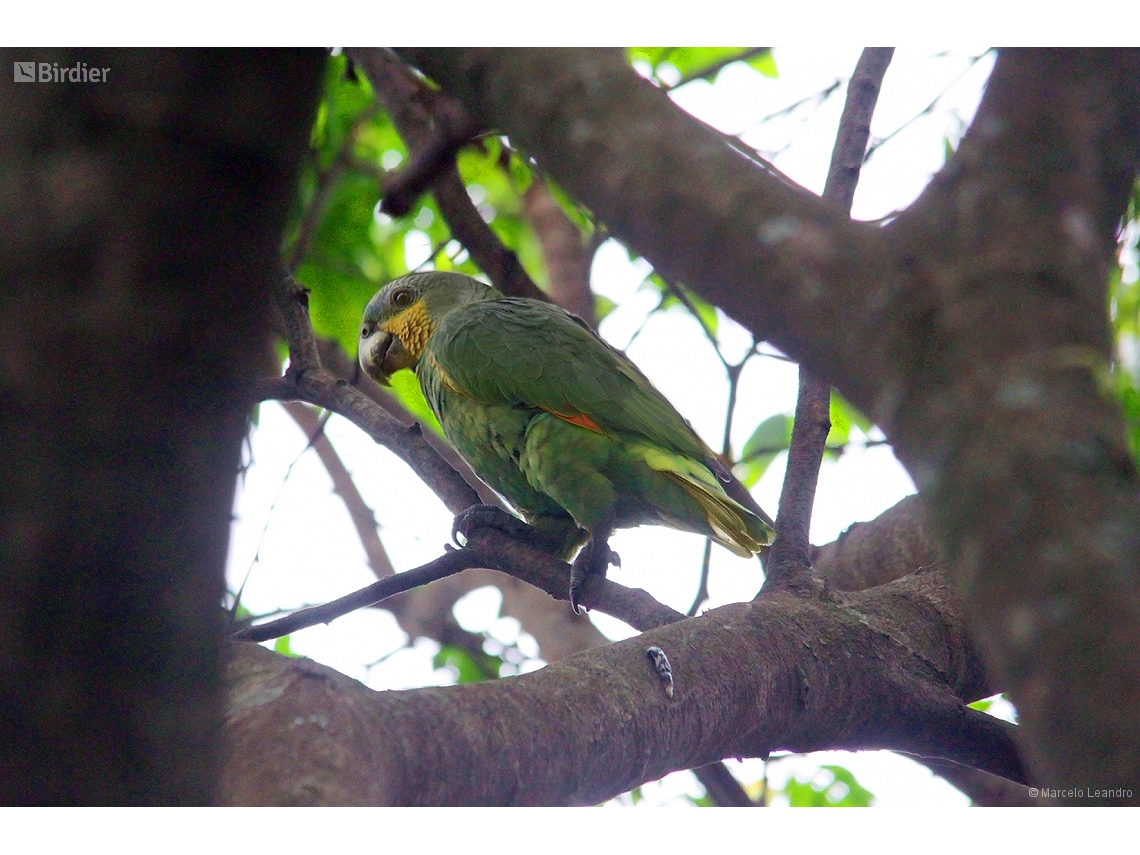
381 299 434 362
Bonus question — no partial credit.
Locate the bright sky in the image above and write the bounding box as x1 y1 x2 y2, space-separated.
226 47 1004 807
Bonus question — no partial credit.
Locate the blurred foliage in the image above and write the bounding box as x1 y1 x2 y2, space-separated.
737 413 794 487
273 634 298 658
642 273 720 339
432 644 501 684
734 391 874 488
1110 181 1140 460
628 47 777 88
432 630 535 684
779 765 876 807
968 695 996 713
826 391 874 453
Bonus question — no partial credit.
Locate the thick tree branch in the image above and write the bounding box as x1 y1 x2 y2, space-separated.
398 46 1140 800
396 48 893 411
222 567 1025 805
0 47 325 804
812 494 941 591
882 50 1140 795
523 180 597 325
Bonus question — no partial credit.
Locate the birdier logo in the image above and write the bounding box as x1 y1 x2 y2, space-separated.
13 61 109 83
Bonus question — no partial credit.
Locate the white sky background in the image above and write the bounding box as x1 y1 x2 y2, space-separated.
226 47 1006 807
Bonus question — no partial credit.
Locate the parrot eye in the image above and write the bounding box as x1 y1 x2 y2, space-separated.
391 288 414 308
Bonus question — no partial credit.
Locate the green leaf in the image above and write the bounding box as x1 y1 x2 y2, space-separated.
825 390 874 457
747 50 779 79
627 48 776 87
455 142 548 288
736 413 794 487
541 176 597 235
432 644 501 684
593 294 617 323
273 634 298 658
387 370 443 437
782 764 875 807
644 274 719 338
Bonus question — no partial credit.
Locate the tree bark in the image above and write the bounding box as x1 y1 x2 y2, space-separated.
398 47 1140 801
221 566 1021 805
0 48 324 803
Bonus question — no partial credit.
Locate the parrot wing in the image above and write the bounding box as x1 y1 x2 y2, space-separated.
428 298 714 460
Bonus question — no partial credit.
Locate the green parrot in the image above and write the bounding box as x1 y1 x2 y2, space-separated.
359 271 774 611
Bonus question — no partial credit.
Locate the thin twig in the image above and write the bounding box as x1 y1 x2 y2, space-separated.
232 548 484 642
226 410 332 627
233 525 685 643
266 272 481 515
664 278 723 358
729 79 845 152
863 52 989 163
687 346 757 617
347 47 547 301
687 539 714 618
282 401 396 579
762 47 894 592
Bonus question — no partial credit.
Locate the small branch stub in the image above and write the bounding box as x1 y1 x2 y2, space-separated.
646 645 675 699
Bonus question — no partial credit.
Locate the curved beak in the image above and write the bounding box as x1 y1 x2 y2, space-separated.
360 329 415 387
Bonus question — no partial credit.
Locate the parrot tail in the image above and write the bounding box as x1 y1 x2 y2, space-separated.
660 471 774 556
636 443 775 556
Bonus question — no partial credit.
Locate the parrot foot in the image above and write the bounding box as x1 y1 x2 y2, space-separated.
452 504 534 547
568 538 619 615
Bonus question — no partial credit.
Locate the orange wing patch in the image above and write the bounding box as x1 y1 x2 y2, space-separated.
539 406 602 434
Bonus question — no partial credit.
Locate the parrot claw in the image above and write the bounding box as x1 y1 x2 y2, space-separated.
452 504 534 547
568 539 619 614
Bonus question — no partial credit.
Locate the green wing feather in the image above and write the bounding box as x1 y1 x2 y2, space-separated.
429 298 712 459
420 288 773 554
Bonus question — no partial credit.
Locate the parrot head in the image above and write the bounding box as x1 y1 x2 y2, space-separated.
359 272 499 385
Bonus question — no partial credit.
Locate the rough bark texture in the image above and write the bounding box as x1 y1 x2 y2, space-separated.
812 494 942 591
395 48 1140 800
0 48 324 803
11 46 1139 807
221 568 1021 805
